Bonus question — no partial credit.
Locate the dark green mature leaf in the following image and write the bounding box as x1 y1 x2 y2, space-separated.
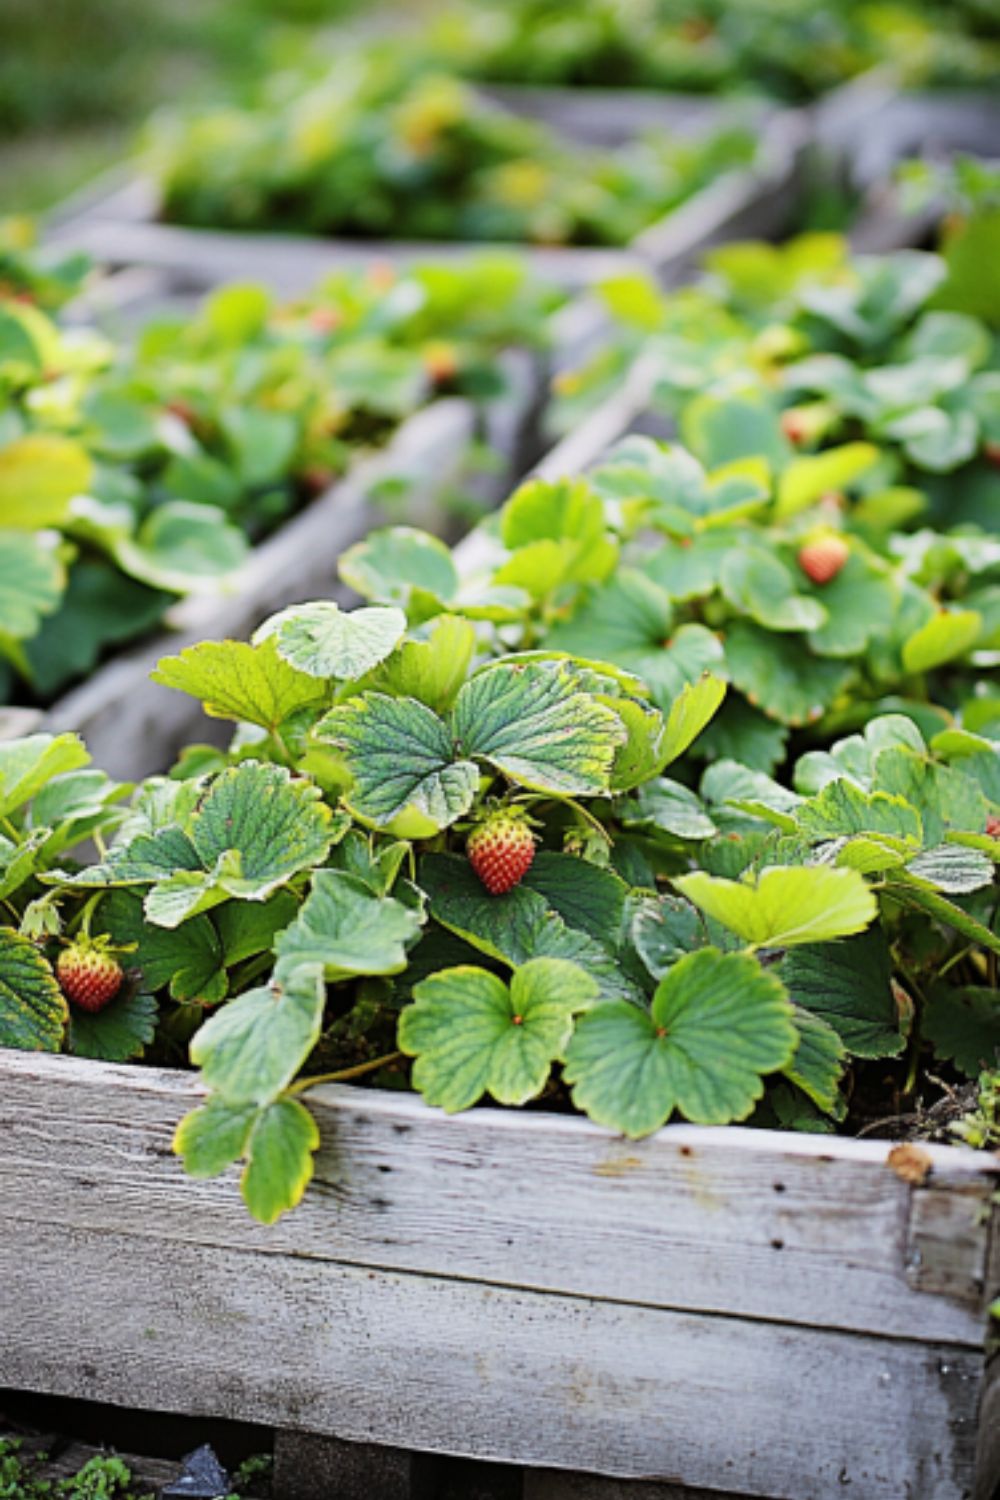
0 930 66 1051
520 851 629 952
400 958 597 1111
784 1006 846 1113
885 875 1000 955
725 621 854 726
924 985 1000 1078
99 889 225 1002
274 868 423 981
320 692 479 831
631 894 708 980
781 928 903 1058
69 991 158 1062
564 948 796 1136
452 661 627 797
420 854 642 1004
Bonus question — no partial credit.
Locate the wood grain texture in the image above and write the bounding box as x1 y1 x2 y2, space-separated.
38 399 476 780
2 1052 997 1346
2 1210 984 1500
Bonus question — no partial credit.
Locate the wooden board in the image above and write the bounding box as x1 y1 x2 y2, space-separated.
1 1203 985 1500
38 399 476 780
2 1052 996 1349
44 105 804 291
2 1051 997 1499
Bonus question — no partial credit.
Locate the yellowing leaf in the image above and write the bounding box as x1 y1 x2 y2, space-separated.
0 433 93 528
673 865 877 949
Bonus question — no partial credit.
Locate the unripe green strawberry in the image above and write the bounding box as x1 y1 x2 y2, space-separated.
797 534 849 586
56 935 124 1013
467 809 536 895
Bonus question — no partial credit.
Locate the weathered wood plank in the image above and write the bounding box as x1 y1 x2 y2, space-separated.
1 1213 982 1500
524 1473 752 1500
2 1052 996 1346
38 399 476 780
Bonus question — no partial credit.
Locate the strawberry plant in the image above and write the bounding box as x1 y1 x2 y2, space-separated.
433 0 999 98
0 254 559 707
0 433 997 1222
149 56 756 245
556 230 1000 534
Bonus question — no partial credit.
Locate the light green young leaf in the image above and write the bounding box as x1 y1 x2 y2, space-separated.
775 443 879 520
400 958 598 1112
0 733 90 817
0 433 93 527
0 531 65 641
673 865 877 949
153 635 327 729
902 610 982 673
564 948 796 1137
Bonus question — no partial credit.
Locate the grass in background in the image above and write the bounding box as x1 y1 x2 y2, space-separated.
0 0 363 214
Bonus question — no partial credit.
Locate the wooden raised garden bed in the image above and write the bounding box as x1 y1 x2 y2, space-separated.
44 93 806 293
2 1049 998 1500
28 398 477 781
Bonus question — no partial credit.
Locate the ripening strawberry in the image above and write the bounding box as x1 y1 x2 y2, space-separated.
781 409 809 445
984 441 1000 471
986 814 1000 838
798 535 850 586
423 341 459 384
56 936 124 1014
467 809 536 895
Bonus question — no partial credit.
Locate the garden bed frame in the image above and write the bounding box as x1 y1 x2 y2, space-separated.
30 397 479 781
2 1049 998 1500
44 92 806 293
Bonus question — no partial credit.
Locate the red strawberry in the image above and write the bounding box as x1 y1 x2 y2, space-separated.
467 809 536 895
986 814 1000 838
797 535 849 586
781 409 809 445
56 936 124 1013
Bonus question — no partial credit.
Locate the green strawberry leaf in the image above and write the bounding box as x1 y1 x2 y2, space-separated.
658 673 728 770
99 889 225 1002
420 853 642 1005
519 851 629 952
175 1095 257 1178
256 601 406 680
68 991 158 1062
0 929 67 1051
0 733 90 818
0 531 65 641
794 781 923 846
630 894 710 980
923 985 1000 1079
783 1005 846 1114
781 927 903 1058
359 615 476 714
563 948 796 1136
241 1095 320 1225
673 865 877 949
775 443 879 520
339 526 459 608
725 620 854 726
152 636 327 730
0 433 92 527
274 868 423 982
720 547 827 632
902 609 982 673
400 958 598 1111
190 962 326 1106
319 692 479 831
451 661 627 798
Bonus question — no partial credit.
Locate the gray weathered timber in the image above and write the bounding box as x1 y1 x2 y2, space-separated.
1 1053 993 1345
38 398 475 780
2 1051 998 1500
